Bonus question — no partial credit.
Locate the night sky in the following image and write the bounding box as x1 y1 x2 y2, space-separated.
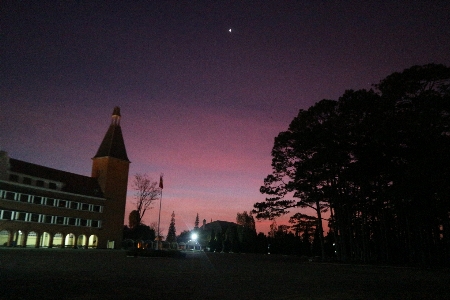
1 1 450 235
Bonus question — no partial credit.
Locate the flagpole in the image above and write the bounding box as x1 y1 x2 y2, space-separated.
157 190 162 249
157 174 163 250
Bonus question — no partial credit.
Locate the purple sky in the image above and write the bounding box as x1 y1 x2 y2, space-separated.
1 1 450 235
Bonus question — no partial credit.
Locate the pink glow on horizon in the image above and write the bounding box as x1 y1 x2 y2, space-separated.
120 104 288 235
2 1 446 240
1 96 328 237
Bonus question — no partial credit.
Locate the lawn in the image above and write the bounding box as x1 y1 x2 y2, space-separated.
0 248 448 299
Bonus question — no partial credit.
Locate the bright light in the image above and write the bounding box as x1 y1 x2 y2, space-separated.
191 233 198 240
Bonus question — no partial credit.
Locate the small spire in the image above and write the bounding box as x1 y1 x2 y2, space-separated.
111 106 121 126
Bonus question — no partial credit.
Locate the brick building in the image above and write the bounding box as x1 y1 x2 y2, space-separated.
0 107 130 249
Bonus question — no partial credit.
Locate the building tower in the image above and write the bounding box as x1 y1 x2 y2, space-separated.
91 107 130 249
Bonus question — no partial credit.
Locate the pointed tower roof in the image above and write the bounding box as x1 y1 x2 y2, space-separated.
93 107 130 162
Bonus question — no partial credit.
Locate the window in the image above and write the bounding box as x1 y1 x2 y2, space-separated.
9 174 19 182
46 198 55 206
68 218 76 226
15 212 27 221
81 203 89 211
1 210 12 220
23 177 32 185
36 180 45 187
56 216 64 225
20 194 29 203
70 202 79 210
80 219 88 226
91 220 100 228
49 182 57 189
58 200 66 208
33 196 42 204
44 215 53 224
5 191 16 200
30 214 40 222
93 205 101 212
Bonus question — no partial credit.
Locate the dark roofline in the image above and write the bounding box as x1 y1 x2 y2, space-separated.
203 220 238 232
9 158 103 197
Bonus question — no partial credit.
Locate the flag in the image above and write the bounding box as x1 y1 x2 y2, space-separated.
159 175 163 189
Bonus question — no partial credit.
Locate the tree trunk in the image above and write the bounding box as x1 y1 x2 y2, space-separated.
312 200 325 260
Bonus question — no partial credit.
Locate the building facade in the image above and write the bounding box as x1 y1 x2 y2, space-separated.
0 107 129 249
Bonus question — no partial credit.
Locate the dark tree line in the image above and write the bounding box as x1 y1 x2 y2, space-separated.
253 64 450 265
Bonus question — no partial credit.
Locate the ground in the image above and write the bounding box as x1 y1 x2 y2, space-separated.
0 248 449 299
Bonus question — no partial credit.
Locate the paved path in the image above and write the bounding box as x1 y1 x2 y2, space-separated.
0 248 449 299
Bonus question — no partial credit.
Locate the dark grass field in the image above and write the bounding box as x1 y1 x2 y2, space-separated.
0 248 449 299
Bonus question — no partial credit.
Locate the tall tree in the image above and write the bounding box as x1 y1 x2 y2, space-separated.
166 211 177 243
253 99 339 260
268 220 278 238
236 211 257 252
132 173 161 225
254 64 450 265
236 211 256 230
194 213 199 229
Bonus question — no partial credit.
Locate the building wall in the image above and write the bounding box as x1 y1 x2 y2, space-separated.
92 156 129 249
0 182 104 248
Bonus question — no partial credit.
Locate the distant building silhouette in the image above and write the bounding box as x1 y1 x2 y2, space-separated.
0 107 130 249
202 220 237 233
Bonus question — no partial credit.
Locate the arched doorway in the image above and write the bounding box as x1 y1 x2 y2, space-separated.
88 235 98 248
26 231 38 247
65 233 75 248
77 234 86 248
0 230 10 246
53 232 63 247
12 230 24 247
40 232 51 248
